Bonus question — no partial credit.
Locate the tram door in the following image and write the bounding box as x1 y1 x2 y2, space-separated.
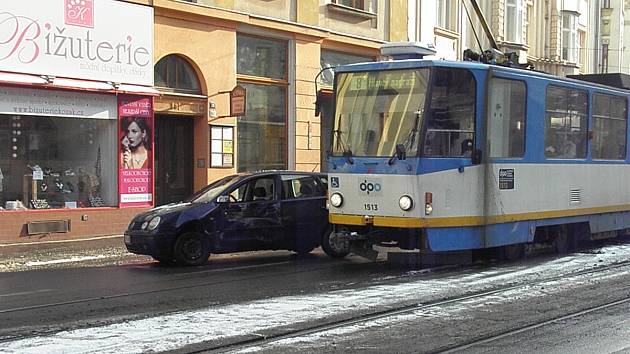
319 93 334 172
154 115 194 206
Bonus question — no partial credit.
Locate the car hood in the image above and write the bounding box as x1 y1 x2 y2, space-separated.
135 202 216 222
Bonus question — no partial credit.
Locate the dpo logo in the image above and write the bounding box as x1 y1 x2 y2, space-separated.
359 179 382 196
65 0 94 28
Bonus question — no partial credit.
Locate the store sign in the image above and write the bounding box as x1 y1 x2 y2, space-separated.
0 86 116 119
230 85 246 116
0 0 153 86
118 95 154 207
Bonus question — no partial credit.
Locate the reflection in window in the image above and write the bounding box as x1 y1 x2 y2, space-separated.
423 68 476 158
592 93 627 160
281 175 323 199
544 86 588 159
237 83 287 172
505 0 523 43
154 55 201 94
488 78 526 158
332 69 430 157
562 12 578 62
333 0 367 11
0 115 117 209
237 35 287 80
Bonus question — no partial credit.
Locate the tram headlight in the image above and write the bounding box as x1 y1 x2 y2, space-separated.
399 195 413 211
330 193 344 208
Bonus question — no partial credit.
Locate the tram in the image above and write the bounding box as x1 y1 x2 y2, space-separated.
321 42 630 260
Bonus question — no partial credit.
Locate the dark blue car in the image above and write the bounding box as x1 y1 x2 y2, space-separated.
124 171 332 266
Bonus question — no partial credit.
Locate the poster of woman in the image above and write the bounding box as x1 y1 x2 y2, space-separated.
118 96 154 207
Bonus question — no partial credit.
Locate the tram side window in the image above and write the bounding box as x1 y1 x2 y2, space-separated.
544 86 588 159
488 78 526 158
592 93 627 160
424 68 476 157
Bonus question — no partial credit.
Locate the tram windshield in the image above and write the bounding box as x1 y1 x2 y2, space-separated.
332 69 430 157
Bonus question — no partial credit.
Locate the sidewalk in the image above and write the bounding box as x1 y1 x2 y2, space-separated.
0 235 152 272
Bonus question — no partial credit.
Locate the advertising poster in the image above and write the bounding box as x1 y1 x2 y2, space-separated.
118 95 154 207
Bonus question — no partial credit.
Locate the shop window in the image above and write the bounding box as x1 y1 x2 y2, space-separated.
592 93 627 160
488 78 526 158
154 55 202 94
0 115 117 210
237 35 287 80
236 83 287 172
544 86 588 159
320 50 373 87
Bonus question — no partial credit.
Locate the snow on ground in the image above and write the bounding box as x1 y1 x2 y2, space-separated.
2 244 630 354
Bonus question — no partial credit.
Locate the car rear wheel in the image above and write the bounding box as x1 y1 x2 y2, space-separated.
174 232 210 266
322 227 350 258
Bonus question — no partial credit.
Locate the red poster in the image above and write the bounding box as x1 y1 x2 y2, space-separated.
118 95 154 207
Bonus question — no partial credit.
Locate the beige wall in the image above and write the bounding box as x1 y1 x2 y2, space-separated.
154 6 239 190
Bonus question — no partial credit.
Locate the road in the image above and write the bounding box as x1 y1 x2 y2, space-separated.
1 239 629 353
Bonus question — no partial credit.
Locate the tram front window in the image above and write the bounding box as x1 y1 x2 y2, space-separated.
332 69 430 157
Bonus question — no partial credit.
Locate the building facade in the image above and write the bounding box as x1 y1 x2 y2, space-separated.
0 0 408 244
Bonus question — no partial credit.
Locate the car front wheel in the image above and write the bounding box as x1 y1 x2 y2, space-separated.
322 228 350 258
174 232 210 266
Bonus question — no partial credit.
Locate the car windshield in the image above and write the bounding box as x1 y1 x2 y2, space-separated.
185 174 243 203
332 68 430 157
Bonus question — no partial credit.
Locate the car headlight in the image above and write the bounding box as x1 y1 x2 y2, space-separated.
399 195 413 211
330 193 343 207
141 221 149 230
147 216 161 230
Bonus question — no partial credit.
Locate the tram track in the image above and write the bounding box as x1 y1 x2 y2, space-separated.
195 258 630 353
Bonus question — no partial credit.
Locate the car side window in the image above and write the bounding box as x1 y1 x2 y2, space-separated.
229 177 275 202
281 175 323 200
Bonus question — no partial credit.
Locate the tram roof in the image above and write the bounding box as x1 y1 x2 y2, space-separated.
334 59 630 95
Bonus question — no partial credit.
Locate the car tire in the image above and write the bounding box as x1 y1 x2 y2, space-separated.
294 245 316 255
174 232 210 266
322 228 350 258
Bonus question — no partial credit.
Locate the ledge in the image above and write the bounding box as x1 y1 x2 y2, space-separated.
326 3 377 21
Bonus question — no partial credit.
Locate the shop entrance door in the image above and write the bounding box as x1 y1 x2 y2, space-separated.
155 115 194 206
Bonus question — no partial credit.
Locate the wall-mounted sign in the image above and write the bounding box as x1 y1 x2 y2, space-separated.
0 0 154 86
0 86 116 119
210 125 234 168
230 85 246 117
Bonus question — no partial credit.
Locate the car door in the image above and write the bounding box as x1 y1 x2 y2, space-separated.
217 175 282 252
279 174 328 251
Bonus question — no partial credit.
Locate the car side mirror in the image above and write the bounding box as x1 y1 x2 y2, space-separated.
472 149 483 165
216 196 229 203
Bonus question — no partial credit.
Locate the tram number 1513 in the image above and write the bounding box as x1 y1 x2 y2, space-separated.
364 203 378 211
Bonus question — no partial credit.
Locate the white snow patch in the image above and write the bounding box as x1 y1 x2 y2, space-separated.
25 255 109 267
2 244 630 354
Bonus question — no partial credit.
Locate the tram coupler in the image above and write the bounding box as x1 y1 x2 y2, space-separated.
332 230 379 261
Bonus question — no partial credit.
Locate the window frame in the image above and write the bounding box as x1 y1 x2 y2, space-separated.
544 85 589 159
487 76 528 159
561 12 578 63
505 0 523 43
592 93 627 160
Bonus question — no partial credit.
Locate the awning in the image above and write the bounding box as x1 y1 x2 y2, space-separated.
0 72 47 85
117 84 161 96
0 71 160 96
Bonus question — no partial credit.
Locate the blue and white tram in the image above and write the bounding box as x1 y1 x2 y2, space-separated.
323 45 630 260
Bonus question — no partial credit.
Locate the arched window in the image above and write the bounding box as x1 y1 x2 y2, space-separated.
154 55 201 94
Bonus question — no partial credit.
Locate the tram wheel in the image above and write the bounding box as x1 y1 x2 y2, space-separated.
503 244 524 262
